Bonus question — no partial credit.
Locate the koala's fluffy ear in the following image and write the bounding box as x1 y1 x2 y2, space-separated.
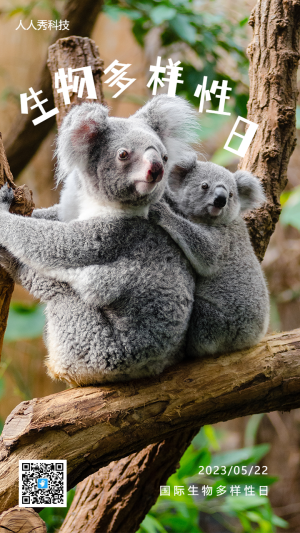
132 95 199 166
169 150 197 191
234 170 266 212
56 103 109 183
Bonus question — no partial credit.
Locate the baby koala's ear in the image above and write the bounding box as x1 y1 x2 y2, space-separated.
168 150 197 191
56 103 109 182
234 170 266 212
132 95 199 166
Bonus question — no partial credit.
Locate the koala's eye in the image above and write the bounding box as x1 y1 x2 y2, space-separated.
163 155 168 163
118 150 129 160
229 192 233 198
201 182 209 190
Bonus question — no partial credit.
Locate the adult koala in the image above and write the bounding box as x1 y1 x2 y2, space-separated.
150 154 270 357
0 96 197 386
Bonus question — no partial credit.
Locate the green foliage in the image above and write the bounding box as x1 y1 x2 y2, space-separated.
32 426 286 532
39 488 76 532
245 414 265 448
137 426 287 533
4 302 46 342
280 186 300 231
3 0 62 21
104 0 249 116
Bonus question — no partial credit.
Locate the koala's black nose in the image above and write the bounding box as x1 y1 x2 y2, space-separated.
214 194 227 208
147 161 164 183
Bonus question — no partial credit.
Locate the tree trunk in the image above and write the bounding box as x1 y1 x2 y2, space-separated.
0 506 46 533
47 36 105 128
59 430 198 533
0 135 35 360
241 0 300 261
3 0 104 179
58 1 300 531
1 327 300 514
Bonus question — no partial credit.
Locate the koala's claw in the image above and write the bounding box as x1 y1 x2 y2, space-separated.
0 183 14 210
149 200 171 224
148 203 162 224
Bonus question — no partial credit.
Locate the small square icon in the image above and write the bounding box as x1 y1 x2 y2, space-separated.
37 478 48 489
19 459 67 507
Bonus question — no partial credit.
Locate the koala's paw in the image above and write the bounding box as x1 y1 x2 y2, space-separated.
0 246 13 271
0 184 14 211
148 200 170 224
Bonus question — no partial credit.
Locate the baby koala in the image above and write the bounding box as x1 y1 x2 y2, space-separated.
150 154 270 357
0 96 197 386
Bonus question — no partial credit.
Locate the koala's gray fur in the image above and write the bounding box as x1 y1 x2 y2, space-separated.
150 154 270 357
0 96 198 386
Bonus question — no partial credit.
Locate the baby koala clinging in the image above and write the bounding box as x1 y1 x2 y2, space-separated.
150 154 270 357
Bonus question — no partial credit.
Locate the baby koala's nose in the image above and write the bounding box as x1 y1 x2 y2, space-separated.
213 192 227 208
147 161 164 183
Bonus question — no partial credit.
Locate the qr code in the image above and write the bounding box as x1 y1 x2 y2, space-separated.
19 460 67 507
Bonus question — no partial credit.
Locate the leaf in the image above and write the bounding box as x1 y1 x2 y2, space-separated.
280 190 293 206
150 5 176 25
103 5 123 21
239 16 249 27
210 444 270 468
170 15 197 44
280 187 300 230
177 447 211 479
140 513 168 533
160 514 193 532
203 425 220 451
244 413 265 447
271 515 289 528
221 495 269 512
4 303 46 342
217 475 277 487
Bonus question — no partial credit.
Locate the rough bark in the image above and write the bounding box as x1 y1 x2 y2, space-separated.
0 506 46 533
1 328 300 513
59 429 198 533
4 0 104 178
240 0 300 261
0 135 35 360
47 36 105 128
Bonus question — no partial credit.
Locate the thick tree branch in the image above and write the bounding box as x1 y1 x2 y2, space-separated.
0 506 46 532
3 0 104 179
1 328 300 513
